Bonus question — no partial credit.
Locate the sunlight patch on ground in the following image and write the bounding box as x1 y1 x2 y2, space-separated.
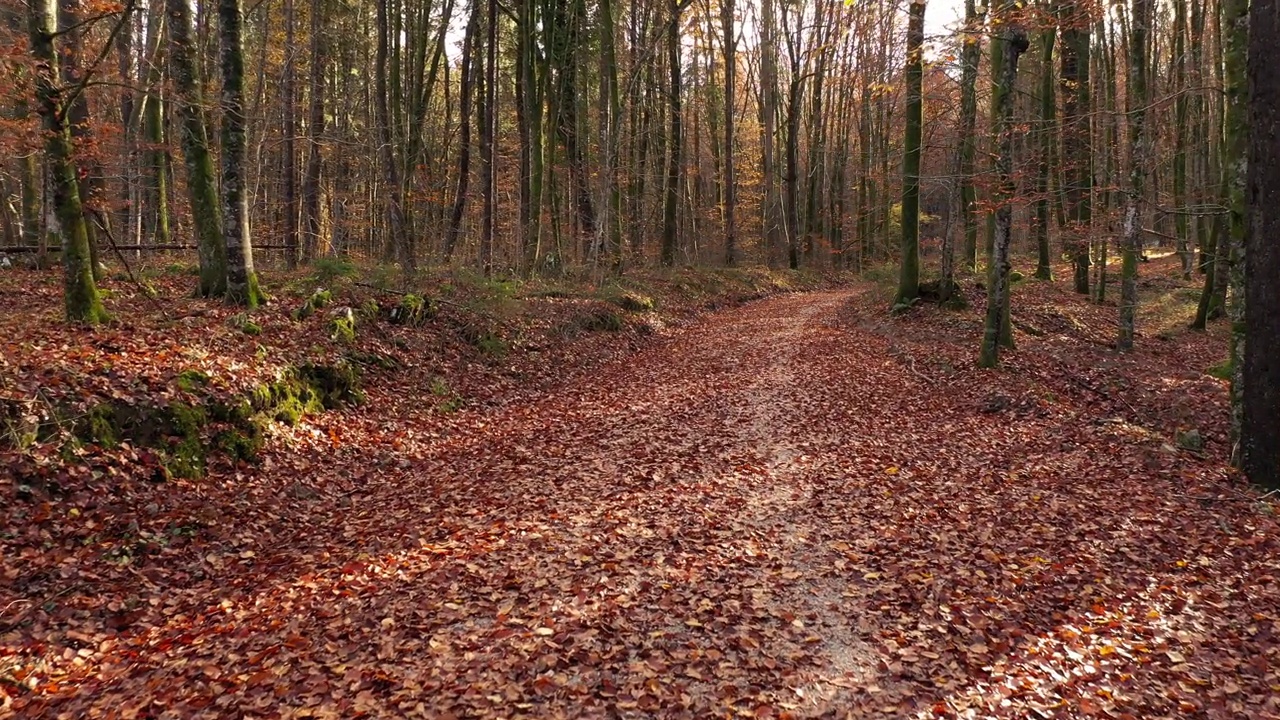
919 580 1211 718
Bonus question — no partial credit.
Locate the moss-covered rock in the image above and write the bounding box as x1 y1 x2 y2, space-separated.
293 288 333 321
249 361 363 425
297 361 364 407
1177 428 1205 452
59 360 362 475
229 313 262 336
84 404 119 448
358 299 381 320
175 369 210 393
389 293 435 325
161 403 207 479
329 307 356 344
216 420 267 461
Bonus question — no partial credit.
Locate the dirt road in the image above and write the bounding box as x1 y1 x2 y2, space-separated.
13 290 1278 719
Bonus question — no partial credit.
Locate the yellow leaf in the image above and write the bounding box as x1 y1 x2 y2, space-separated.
885 466 899 475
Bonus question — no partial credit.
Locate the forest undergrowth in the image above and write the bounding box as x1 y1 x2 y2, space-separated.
1 254 1276 718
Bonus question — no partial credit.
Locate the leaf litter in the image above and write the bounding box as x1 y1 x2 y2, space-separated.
1 257 1277 718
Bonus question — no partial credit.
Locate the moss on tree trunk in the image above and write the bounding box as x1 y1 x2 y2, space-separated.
28 0 108 325
168 0 227 297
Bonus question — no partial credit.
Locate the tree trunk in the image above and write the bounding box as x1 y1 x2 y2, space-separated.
29 0 107 323
480 0 498 274
168 0 226 296
142 3 170 247
759 0 781 264
375 0 410 273
721 0 736 265
302 0 326 260
957 0 983 276
445 2 479 260
1060 0 1091 294
1117 0 1150 351
1172 0 1192 279
895 0 925 307
781 6 801 271
978 5 1027 368
660 0 685 267
1243 0 1280 488
1223 0 1248 459
220 0 262 307
1033 24 1055 280
58 0 103 281
282 0 299 268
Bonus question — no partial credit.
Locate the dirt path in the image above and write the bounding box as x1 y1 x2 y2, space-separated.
13 290 1280 719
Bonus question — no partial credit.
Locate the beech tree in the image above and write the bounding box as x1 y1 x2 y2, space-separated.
979 0 1027 369
219 0 262 306
1223 0 1248 452
1117 0 1150 351
894 0 924 309
956 0 983 280
168 0 226 297
1058 0 1091 294
1245 0 1280 489
27 0 106 322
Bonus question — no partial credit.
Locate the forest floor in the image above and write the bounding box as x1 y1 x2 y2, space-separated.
2 254 1278 718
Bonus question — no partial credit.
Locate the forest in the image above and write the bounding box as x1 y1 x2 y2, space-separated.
2 0 1280 715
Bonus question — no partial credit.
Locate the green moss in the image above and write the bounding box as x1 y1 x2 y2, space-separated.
297 362 363 407
329 308 356 344
248 362 362 426
241 319 262 335
230 271 266 310
83 404 119 448
45 361 360 477
1009 270 1026 283
358 299 381 320
273 395 309 425
250 384 274 411
1207 358 1233 381
160 403 207 479
211 398 254 424
389 293 434 325
293 288 333 320
175 369 210 393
